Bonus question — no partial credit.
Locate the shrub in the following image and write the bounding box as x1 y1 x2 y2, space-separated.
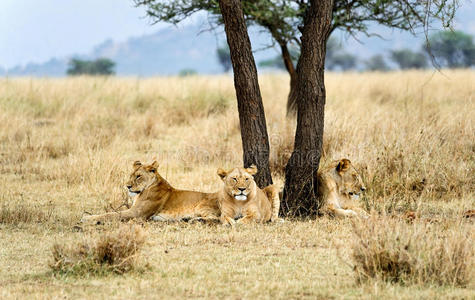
51 225 147 276
351 216 474 286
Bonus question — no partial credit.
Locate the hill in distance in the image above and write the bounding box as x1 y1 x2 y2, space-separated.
2 25 275 77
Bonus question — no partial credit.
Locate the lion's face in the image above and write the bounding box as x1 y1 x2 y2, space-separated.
217 165 258 201
334 159 366 199
126 161 159 196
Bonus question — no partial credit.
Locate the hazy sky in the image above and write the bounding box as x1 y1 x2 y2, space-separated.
0 0 162 68
1 0 474 69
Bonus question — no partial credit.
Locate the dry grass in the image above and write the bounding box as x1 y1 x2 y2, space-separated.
0 71 474 298
351 216 474 286
51 224 147 276
0 202 54 225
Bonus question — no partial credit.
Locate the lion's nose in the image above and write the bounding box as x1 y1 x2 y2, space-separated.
238 187 246 192
127 185 132 189
361 187 366 192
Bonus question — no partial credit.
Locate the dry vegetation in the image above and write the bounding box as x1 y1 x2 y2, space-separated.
51 224 148 276
0 71 473 298
352 216 474 286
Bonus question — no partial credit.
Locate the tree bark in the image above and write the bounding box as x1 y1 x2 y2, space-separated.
282 0 334 217
279 43 299 117
218 0 273 188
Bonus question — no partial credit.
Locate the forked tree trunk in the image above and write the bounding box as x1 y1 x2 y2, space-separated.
282 0 334 217
218 0 273 188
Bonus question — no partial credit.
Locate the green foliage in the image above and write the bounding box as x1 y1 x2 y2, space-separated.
390 49 428 69
178 68 198 76
426 30 475 68
216 44 232 72
135 0 458 77
365 55 390 71
67 58 115 76
134 1 459 46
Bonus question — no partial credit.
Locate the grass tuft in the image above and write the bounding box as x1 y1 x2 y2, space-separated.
50 225 148 276
351 216 474 286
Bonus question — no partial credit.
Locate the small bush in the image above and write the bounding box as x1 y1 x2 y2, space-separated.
51 225 147 276
351 216 474 286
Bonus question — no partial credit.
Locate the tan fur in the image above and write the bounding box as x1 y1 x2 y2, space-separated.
318 158 369 218
81 161 220 224
217 165 280 225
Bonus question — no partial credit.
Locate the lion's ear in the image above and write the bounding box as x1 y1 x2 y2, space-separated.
133 161 142 168
148 161 159 173
336 159 351 173
246 165 258 175
217 168 228 180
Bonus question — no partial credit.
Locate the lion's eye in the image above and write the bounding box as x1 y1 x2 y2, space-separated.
245 178 249 181
232 177 237 182
136 175 141 179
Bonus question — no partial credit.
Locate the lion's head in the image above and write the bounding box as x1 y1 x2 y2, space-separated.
126 161 159 197
332 159 366 198
217 165 258 201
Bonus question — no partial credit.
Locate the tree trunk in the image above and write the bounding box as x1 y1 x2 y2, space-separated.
218 0 273 188
282 0 334 217
286 70 299 117
279 43 299 117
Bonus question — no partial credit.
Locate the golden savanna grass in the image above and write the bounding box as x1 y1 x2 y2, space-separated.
0 71 474 298
51 224 148 276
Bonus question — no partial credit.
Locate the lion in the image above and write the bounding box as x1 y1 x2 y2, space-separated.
318 158 368 218
216 165 280 225
81 161 220 224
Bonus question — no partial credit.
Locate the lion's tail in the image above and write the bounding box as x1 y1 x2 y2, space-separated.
263 184 280 222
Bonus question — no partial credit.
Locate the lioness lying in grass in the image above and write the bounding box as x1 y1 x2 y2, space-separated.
217 165 281 225
81 161 220 224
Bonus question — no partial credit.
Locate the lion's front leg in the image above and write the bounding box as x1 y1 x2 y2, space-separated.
350 207 370 219
81 198 160 224
219 201 237 226
81 209 140 224
220 215 236 226
237 208 261 224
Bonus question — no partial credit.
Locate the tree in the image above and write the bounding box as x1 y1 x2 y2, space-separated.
259 45 299 70
259 56 286 70
178 68 198 76
67 58 115 76
217 0 273 187
365 54 390 71
283 1 456 216
390 49 428 69
135 0 458 217
325 39 358 71
282 0 333 216
426 30 475 68
134 0 459 116
329 53 358 71
259 38 358 71
216 44 232 72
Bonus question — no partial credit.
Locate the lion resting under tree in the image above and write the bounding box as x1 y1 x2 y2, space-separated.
318 158 368 218
216 165 281 225
81 158 369 224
